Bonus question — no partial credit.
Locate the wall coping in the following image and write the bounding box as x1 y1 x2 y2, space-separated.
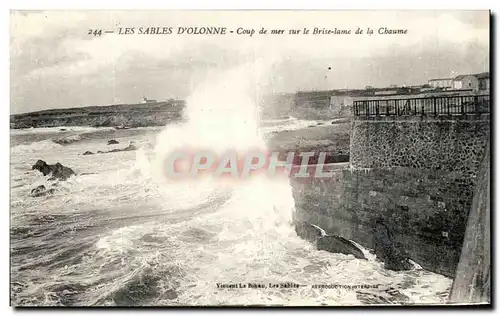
352 114 490 122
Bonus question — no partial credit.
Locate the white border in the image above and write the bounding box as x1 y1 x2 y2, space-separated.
5 0 499 10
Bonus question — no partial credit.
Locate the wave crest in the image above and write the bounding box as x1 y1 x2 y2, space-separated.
11 140 62 154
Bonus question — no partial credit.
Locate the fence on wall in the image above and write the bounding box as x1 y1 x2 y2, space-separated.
353 95 490 117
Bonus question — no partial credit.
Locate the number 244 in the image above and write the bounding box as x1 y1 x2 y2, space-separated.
88 29 103 37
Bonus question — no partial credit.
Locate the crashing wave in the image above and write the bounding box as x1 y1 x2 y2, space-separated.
11 139 62 154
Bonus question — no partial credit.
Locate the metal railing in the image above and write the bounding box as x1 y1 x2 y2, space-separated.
353 95 490 117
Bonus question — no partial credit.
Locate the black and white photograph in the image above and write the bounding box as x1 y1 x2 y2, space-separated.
9 10 491 307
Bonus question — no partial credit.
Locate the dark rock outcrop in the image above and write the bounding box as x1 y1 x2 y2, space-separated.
30 185 55 197
294 221 366 259
32 160 75 181
82 151 94 155
108 140 120 145
317 235 366 260
373 218 412 271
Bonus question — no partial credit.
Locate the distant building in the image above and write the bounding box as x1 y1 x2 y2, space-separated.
295 90 332 108
408 85 422 94
140 96 157 104
453 74 479 90
428 78 453 89
475 72 490 91
330 95 353 113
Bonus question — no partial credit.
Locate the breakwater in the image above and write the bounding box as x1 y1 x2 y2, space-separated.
291 94 490 280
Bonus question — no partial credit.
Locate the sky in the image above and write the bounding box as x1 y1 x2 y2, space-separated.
10 10 490 114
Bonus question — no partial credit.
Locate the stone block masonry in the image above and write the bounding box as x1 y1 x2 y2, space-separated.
450 143 490 303
292 166 474 277
292 116 490 278
350 118 490 181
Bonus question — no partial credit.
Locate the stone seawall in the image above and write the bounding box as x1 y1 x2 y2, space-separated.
450 143 490 303
291 165 475 277
292 116 490 278
350 117 489 180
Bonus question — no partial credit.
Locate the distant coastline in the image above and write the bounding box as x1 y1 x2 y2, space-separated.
10 100 186 129
10 91 344 129
12 86 487 130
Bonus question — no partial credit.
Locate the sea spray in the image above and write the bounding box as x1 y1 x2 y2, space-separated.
135 59 296 228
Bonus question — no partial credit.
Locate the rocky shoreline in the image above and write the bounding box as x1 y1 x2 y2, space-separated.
10 101 185 129
267 122 351 164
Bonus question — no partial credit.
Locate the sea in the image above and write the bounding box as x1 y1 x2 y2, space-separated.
10 67 452 306
10 117 451 306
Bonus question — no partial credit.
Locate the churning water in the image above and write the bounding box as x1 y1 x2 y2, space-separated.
10 66 451 306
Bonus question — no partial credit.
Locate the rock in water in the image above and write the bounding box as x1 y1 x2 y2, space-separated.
295 221 366 259
317 235 366 260
108 139 119 145
31 185 46 196
50 163 75 181
373 218 412 271
32 160 75 181
82 151 94 155
30 185 56 197
32 160 52 176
